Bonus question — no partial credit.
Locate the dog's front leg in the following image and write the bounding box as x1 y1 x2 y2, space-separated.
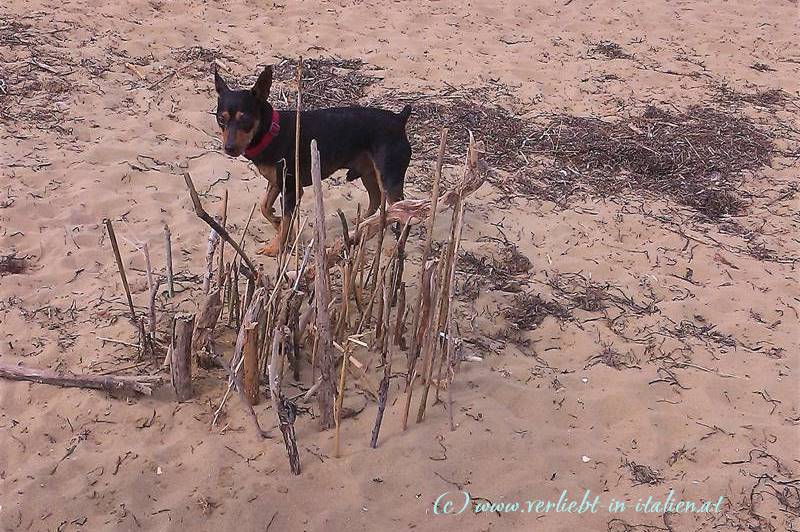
255 164 284 257
259 181 281 231
256 183 302 257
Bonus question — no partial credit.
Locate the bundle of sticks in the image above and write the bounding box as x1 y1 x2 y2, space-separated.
183 128 486 474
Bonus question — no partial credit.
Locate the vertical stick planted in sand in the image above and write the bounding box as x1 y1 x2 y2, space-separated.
203 226 220 295
333 342 348 458
141 242 159 338
394 282 407 349
104 218 137 322
416 256 448 423
242 322 260 406
217 189 228 289
294 57 303 275
137 316 151 360
171 313 194 401
164 224 174 298
310 139 336 430
444 199 467 430
370 278 393 448
418 133 476 424
228 262 240 328
401 128 447 430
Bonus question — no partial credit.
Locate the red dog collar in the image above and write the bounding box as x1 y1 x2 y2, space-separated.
244 109 281 159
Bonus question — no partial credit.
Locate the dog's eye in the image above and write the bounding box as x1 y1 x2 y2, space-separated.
217 115 226 126
237 114 253 130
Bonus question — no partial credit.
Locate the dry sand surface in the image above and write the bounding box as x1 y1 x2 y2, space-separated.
2 0 799 530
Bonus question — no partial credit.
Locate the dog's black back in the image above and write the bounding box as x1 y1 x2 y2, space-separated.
256 106 412 201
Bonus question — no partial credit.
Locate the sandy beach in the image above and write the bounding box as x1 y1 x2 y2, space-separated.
1 0 798 530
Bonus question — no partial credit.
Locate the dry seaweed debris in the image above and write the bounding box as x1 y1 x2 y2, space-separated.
623 458 664 486
585 345 640 370
750 62 776 73
271 57 378 109
172 46 233 79
456 243 532 299
716 84 792 109
0 14 77 130
503 292 570 331
547 272 659 315
407 96 530 171
664 318 737 349
528 106 774 219
0 254 29 275
588 40 633 60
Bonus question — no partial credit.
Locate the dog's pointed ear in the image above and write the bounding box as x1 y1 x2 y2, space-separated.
214 65 228 95
252 65 273 102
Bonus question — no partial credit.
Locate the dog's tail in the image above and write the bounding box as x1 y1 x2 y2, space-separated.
398 105 412 125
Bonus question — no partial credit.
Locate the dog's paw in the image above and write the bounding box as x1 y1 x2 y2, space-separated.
255 240 280 257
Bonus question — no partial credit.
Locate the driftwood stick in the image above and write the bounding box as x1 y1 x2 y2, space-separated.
104 218 137 321
171 313 194 401
433 202 461 405
287 292 303 382
203 225 220 294
230 289 266 376
394 282 407 349
270 328 301 474
310 139 336 430
147 278 161 344
228 261 240 328
416 256 447 422
401 128 447 430
333 336 348 458
217 189 228 289
137 316 149 360
211 288 266 428
192 287 223 368
141 242 160 339
370 276 393 448
183 172 261 285
211 350 271 440
445 195 467 430
294 57 303 275
368 196 387 303
243 322 260 405
418 134 477 423
0 362 162 396
164 224 174 298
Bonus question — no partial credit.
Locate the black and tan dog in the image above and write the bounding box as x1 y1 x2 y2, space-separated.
214 65 412 256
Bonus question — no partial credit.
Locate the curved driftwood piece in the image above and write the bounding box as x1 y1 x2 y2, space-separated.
0 362 162 396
